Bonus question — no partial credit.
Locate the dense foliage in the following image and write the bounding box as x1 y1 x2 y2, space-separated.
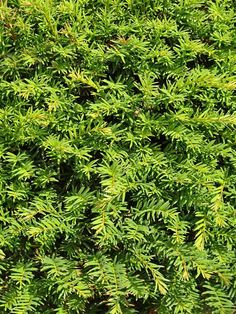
0 0 236 313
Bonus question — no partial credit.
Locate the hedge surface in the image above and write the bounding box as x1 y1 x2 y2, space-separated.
0 0 236 313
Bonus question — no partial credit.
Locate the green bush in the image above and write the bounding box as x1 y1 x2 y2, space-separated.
0 0 236 313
